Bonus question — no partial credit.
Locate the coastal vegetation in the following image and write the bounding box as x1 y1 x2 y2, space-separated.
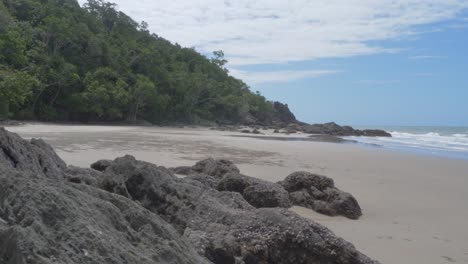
0 0 276 124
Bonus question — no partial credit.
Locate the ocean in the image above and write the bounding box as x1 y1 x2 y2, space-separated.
348 126 468 160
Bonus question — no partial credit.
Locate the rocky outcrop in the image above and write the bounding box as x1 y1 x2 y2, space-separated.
90 159 112 172
217 173 291 208
297 122 391 137
0 128 377 264
279 171 363 220
0 128 209 264
98 156 375 263
271 101 297 126
0 127 66 178
191 158 240 178
174 159 291 209
175 158 361 218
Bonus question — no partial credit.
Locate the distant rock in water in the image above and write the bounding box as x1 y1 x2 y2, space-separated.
0 128 378 264
289 122 391 137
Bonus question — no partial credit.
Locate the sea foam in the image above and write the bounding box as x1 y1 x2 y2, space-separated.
347 127 468 159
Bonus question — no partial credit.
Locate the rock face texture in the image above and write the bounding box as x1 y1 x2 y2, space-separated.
192 158 240 177
175 158 362 219
0 128 209 264
174 159 291 209
0 127 377 264
279 172 363 220
90 159 112 172
218 173 292 208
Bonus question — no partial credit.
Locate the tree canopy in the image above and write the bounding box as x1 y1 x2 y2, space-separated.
0 0 277 125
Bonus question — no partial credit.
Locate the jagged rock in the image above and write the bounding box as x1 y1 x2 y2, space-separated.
243 183 292 208
217 173 252 193
279 171 362 219
100 155 377 263
191 158 240 178
170 166 196 175
65 165 101 186
280 171 335 191
0 127 66 178
217 173 291 208
185 174 220 189
0 128 377 264
0 128 210 264
91 159 112 172
361 129 392 137
271 102 297 126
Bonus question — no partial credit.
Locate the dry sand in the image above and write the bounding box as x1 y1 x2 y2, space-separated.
5 124 468 264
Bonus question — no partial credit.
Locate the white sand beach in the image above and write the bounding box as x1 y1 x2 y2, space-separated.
6 124 468 264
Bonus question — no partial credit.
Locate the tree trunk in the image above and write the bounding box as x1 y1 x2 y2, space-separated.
127 102 138 123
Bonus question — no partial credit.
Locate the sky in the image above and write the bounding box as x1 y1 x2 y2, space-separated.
78 0 468 126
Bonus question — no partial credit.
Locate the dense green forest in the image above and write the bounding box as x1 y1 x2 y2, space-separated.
0 0 287 125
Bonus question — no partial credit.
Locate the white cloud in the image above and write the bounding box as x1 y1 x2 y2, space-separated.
77 0 467 84
77 0 468 65
229 69 337 84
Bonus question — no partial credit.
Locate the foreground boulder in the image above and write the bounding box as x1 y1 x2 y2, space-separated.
0 128 377 263
90 159 112 172
218 173 291 208
174 159 291 208
0 128 209 264
99 156 375 263
192 158 240 177
279 172 362 219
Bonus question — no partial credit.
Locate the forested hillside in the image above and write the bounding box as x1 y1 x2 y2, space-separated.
0 0 293 125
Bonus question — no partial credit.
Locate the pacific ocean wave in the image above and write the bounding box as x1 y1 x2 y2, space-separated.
346 128 468 159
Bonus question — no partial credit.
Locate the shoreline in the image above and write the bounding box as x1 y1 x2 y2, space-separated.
4 123 468 263
4 121 468 161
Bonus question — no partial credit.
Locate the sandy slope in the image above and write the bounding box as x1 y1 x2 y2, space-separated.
6 124 468 264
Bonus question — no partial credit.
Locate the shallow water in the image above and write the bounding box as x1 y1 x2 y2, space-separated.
351 126 468 160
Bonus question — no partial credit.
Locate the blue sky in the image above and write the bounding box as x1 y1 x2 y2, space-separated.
250 21 468 126
79 0 468 126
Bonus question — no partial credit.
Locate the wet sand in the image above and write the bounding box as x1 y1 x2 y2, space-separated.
5 124 468 264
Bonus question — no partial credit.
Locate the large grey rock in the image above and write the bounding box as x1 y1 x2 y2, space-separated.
0 128 210 264
243 183 291 208
217 173 291 208
100 156 377 263
192 158 240 178
90 159 112 172
0 128 377 264
0 127 66 179
280 171 362 219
